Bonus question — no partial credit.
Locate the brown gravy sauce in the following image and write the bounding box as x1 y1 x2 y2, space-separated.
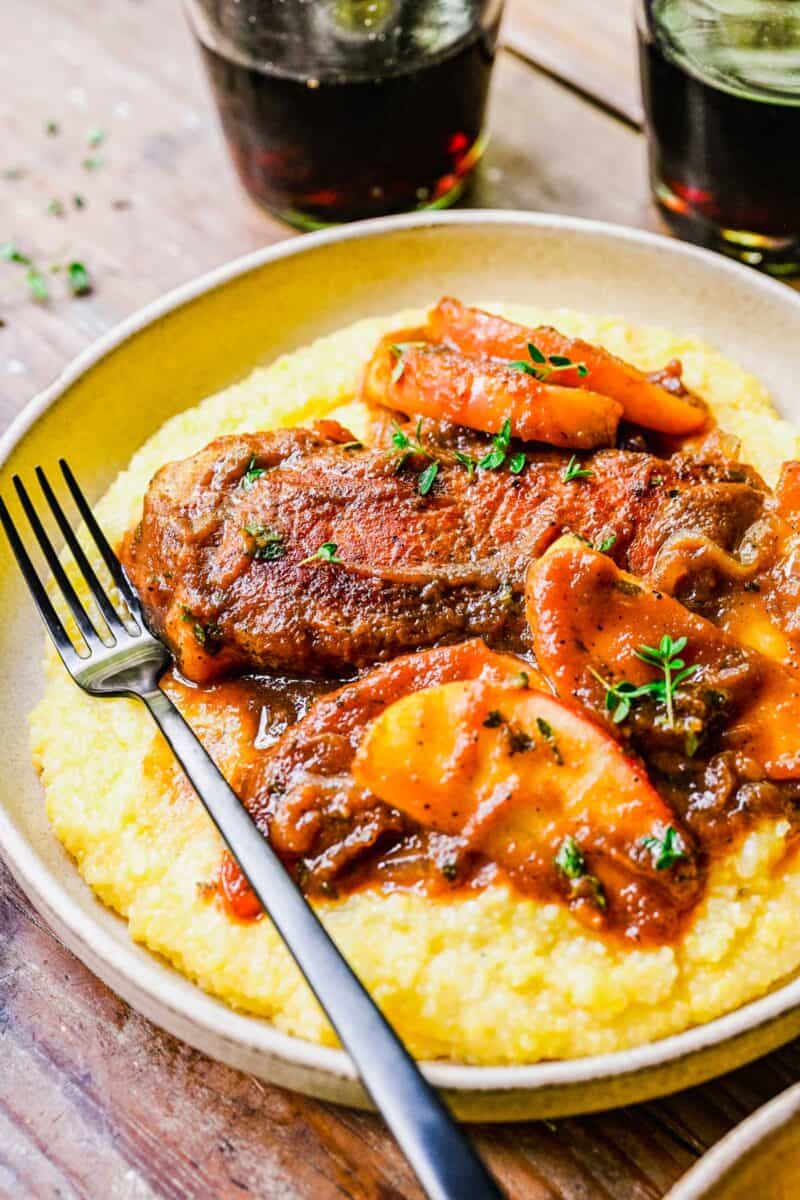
160 662 800 948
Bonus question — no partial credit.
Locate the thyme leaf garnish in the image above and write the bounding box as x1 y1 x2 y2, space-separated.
300 541 342 566
589 636 700 729
509 341 589 383
563 455 593 483
640 825 688 870
240 456 265 491
555 835 584 879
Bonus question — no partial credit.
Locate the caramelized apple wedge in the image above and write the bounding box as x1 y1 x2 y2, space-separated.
429 297 709 436
526 534 800 780
353 674 701 931
362 335 622 450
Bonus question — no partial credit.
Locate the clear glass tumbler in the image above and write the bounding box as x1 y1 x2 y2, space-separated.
637 0 800 276
185 0 505 230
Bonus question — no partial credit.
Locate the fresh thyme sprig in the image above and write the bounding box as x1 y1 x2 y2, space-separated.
391 418 441 496
634 635 700 730
640 825 688 870
589 635 700 729
554 835 584 879
479 418 512 471
300 541 343 566
242 523 285 561
563 455 593 483
240 455 265 490
536 716 564 764
453 449 477 478
509 342 589 383
554 835 606 910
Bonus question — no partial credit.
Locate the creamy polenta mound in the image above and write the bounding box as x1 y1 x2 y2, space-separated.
30 305 800 1064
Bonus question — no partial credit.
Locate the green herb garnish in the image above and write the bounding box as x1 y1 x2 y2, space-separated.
509 342 589 383
181 607 221 653
596 533 617 554
48 197 65 217
26 268 49 302
390 420 441 496
508 451 526 475
418 460 439 496
82 155 103 171
563 455 593 483
243 523 285 561
1 242 30 264
240 456 265 490
589 635 700 729
588 668 647 724
453 449 477 478
301 541 343 566
536 717 563 764
634 635 700 730
555 835 584 879
67 261 91 296
87 128 105 148
640 825 688 870
554 837 607 910
45 120 59 135
507 725 533 755
2 243 49 302
479 418 512 472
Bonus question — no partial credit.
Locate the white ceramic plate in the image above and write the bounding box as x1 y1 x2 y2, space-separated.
666 1082 800 1200
2 212 800 1120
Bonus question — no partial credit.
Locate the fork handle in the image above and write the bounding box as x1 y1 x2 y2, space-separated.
143 686 505 1200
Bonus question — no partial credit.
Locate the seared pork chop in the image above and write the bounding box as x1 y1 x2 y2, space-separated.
122 418 774 683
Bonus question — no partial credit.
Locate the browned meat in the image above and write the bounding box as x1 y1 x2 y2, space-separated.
220 638 703 944
122 420 777 683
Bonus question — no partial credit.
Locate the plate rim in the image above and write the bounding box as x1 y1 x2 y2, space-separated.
665 1080 800 1199
3 208 800 1098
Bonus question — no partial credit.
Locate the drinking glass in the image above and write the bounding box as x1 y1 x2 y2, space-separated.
185 0 505 230
637 0 800 276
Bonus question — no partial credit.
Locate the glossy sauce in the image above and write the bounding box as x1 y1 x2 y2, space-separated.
153 451 800 945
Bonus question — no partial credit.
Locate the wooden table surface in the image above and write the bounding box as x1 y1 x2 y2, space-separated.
1 2 798 1197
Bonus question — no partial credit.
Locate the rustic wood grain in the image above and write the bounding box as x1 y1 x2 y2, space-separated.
1 1 798 1198
503 0 642 127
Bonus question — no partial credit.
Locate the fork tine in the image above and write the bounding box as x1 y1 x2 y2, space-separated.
59 459 143 620
35 466 128 636
0 496 81 670
13 475 103 649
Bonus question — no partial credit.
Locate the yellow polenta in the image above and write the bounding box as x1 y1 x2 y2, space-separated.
29 305 800 1064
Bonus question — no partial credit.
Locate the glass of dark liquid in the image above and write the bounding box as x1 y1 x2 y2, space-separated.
184 0 504 229
637 0 800 276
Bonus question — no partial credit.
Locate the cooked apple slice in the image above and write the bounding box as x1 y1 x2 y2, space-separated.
428 297 709 436
362 335 622 450
526 534 800 779
352 674 701 927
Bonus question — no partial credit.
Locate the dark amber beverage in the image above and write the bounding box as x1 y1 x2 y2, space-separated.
186 0 503 228
637 0 800 275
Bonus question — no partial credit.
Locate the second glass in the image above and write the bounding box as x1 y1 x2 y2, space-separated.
185 0 505 229
637 0 800 276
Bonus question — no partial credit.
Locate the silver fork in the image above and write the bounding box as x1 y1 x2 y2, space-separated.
0 459 505 1200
